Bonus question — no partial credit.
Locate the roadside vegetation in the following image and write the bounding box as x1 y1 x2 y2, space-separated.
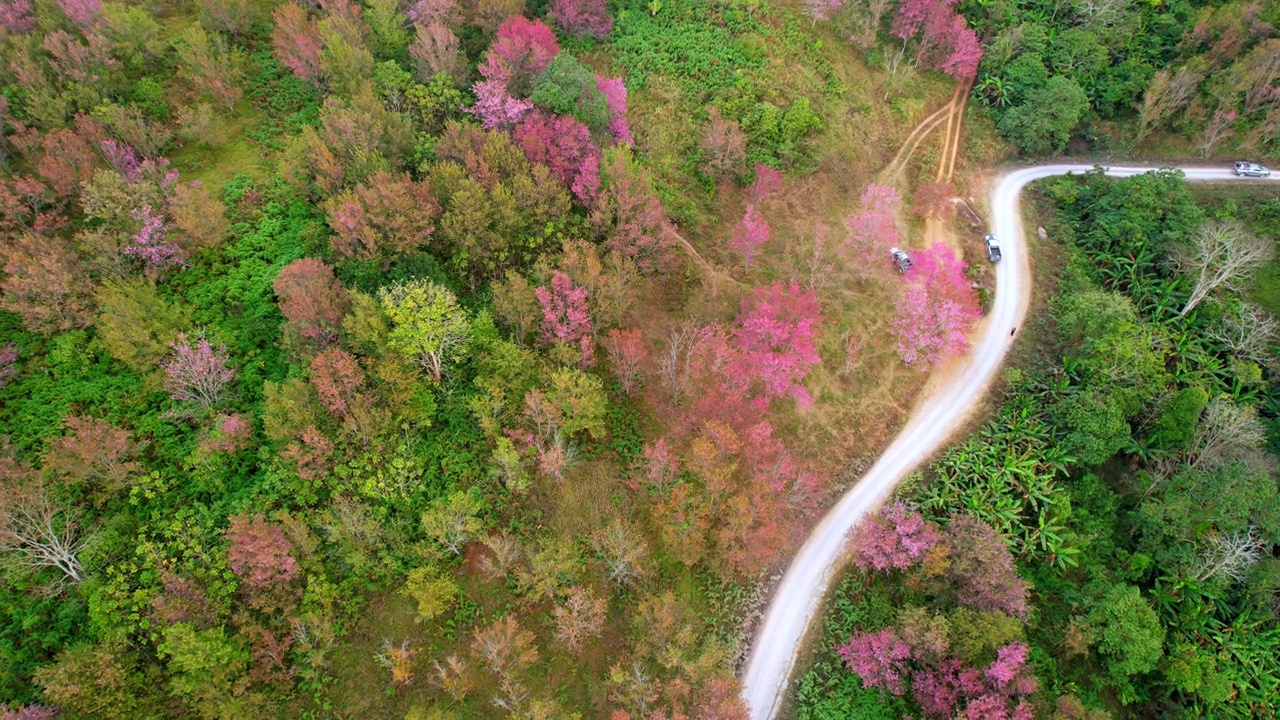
794 171 1280 719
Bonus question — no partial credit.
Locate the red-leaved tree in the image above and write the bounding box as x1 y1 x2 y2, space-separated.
730 204 770 270
1 234 94 334
226 514 300 611
849 502 940 571
273 257 350 352
603 327 647 396
309 347 364 417
513 111 602 204
734 281 822 407
324 172 440 264
272 3 323 86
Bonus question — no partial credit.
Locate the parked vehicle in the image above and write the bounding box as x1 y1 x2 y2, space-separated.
890 247 913 273
984 234 1002 263
1234 161 1271 178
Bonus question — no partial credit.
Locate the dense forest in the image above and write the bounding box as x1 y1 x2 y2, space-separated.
0 0 1277 719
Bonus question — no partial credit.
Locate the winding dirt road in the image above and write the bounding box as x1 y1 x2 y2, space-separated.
739 164 1280 720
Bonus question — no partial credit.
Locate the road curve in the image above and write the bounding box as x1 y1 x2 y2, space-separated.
740 164 1280 720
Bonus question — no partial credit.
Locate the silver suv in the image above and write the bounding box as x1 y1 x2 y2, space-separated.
984 234 1002 262
1234 161 1271 178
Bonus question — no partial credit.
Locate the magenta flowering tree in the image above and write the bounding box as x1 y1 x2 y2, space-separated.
844 183 901 276
984 643 1037 696
735 281 822 407
892 0 981 80
99 140 141 183
478 16 559 91
535 271 595 364
125 205 187 273
571 153 601 206
635 437 679 493
837 628 913 695
162 332 235 411
849 501 941 571
595 75 633 145
0 0 36 34
912 658 987 717
730 204 771 270
945 514 1030 618
931 14 981 79
56 0 101 29
469 79 535 129
514 111 601 199
891 0 935 40
272 3 323 86
550 0 612 40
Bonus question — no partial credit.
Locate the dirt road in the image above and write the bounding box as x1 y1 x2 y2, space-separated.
738 164 1279 720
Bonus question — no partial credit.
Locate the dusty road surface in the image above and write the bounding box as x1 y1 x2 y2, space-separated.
739 164 1280 720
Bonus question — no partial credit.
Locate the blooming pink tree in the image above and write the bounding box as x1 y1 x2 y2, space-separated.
0 343 18 388
933 14 981 79
837 628 913 695
125 205 186 273
849 502 941 571
272 3 323 86
407 0 456 25
603 327 647 395
730 204 771 270
912 658 987 717
162 332 235 411
226 514 300 610
845 183 901 275
535 271 595 365
747 163 783 204
99 140 141 183
56 0 101 29
595 75 633 145
891 243 979 366
469 79 534 129
735 281 822 407
478 16 559 93
635 438 680 493
0 0 36 34
550 0 612 40
273 257 350 351
803 0 845 23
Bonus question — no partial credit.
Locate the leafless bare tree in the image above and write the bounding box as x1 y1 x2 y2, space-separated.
1193 527 1268 582
1175 221 1274 316
1187 396 1268 471
593 519 650 588
1209 301 1279 365
658 321 709 401
0 483 89 586
1137 66 1204 141
479 533 522 581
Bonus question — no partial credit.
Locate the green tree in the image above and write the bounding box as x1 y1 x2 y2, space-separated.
421 490 485 555
158 623 255 719
546 367 607 441
531 53 611 133
1089 584 1165 700
95 279 191 380
379 280 471 382
403 566 460 622
997 76 1090 155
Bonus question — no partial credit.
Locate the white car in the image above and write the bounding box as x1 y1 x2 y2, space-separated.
1234 161 1271 178
984 234 1002 262
890 247 912 273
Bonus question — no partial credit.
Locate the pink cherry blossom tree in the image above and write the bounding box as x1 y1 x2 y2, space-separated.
469 80 535 129
845 183 901 276
890 243 979 366
478 16 559 91
747 163 783 204
945 514 1029 618
0 343 18 388
734 281 822 407
849 501 941 571
730 204 771 270
410 21 466 84
513 111 601 201
56 0 101 29
803 0 845 23
912 658 986 717
595 75 633 145
0 0 36 34
407 0 456 25
272 3 323 86
535 271 595 365
125 205 186 273
550 0 612 40
837 627 913 695
162 332 235 411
